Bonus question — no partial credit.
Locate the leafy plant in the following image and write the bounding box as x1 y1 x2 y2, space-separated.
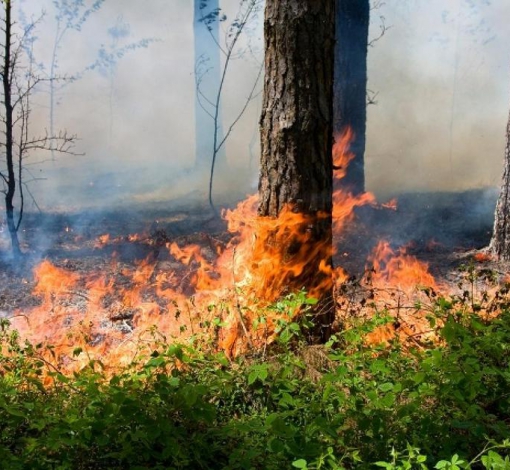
1 285 510 468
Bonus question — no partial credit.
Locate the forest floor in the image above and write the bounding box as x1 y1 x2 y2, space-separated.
0 187 504 319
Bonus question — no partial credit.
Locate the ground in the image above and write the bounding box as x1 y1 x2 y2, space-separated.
0 188 503 341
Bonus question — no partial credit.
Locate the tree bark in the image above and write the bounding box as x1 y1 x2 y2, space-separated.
333 0 369 194
490 106 510 260
259 0 335 342
2 0 21 256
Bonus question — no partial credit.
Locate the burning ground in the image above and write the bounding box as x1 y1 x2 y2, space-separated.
0 136 503 373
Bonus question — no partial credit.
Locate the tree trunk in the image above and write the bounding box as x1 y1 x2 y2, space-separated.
2 0 21 256
193 0 225 170
333 0 369 194
259 0 335 342
490 107 510 260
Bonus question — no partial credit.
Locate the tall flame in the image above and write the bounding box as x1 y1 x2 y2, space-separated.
332 129 376 233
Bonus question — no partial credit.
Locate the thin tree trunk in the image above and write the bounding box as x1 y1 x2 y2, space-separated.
259 0 335 342
490 107 510 260
49 18 62 162
193 0 225 170
2 0 21 256
334 0 369 194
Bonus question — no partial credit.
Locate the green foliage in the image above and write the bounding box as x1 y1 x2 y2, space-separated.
1 289 510 469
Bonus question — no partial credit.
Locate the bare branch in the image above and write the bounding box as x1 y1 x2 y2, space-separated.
370 0 386 11
216 60 263 153
367 89 379 106
21 181 42 213
22 131 82 155
368 15 391 47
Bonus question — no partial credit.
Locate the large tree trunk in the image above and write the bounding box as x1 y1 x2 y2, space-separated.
193 0 225 170
333 0 369 194
259 0 335 342
490 107 510 260
2 0 21 256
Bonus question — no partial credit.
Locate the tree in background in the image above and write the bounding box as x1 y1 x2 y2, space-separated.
489 104 510 260
195 0 263 210
258 0 335 342
333 0 370 195
193 0 225 172
45 0 104 160
20 1 155 152
86 15 156 146
1 0 76 256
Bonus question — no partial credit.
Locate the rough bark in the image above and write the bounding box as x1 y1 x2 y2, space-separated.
2 1 21 256
259 0 335 342
490 107 510 260
193 0 225 170
333 0 369 194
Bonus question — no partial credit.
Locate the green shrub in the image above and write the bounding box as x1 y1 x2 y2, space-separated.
1 290 510 469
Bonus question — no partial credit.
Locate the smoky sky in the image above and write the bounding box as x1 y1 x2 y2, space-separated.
366 0 510 197
8 0 510 211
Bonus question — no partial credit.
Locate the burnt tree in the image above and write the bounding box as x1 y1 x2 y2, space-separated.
334 0 369 194
490 106 510 260
258 0 335 342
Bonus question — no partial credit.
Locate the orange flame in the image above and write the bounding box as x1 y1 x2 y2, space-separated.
332 129 377 233
7 127 443 372
368 241 436 291
381 198 398 211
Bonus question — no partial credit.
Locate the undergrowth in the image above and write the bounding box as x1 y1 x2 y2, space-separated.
1 283 510 469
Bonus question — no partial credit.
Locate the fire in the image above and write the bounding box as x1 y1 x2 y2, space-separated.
474 251 493 263
332 129 377 232
368 241 436 291
381 198 398 211
98 234 110 244
5 127 442 372
33 260 80 302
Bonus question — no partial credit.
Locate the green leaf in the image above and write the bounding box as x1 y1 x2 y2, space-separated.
379 382 394 392
375 462 393 469
292 459 308 469
248 364 269 385
413 372 426 384
289 322 301 332
269 438 285 453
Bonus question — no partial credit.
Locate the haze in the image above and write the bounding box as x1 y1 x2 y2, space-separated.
12 0 510 211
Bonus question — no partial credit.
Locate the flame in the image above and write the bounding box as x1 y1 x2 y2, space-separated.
33 260 80 302
7 127 445 373
368 241 436 291
474 252 493 263
332 129 377 233
381 198 398 211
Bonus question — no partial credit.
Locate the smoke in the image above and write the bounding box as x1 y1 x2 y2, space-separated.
366 0 510 198
6 0 510 216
